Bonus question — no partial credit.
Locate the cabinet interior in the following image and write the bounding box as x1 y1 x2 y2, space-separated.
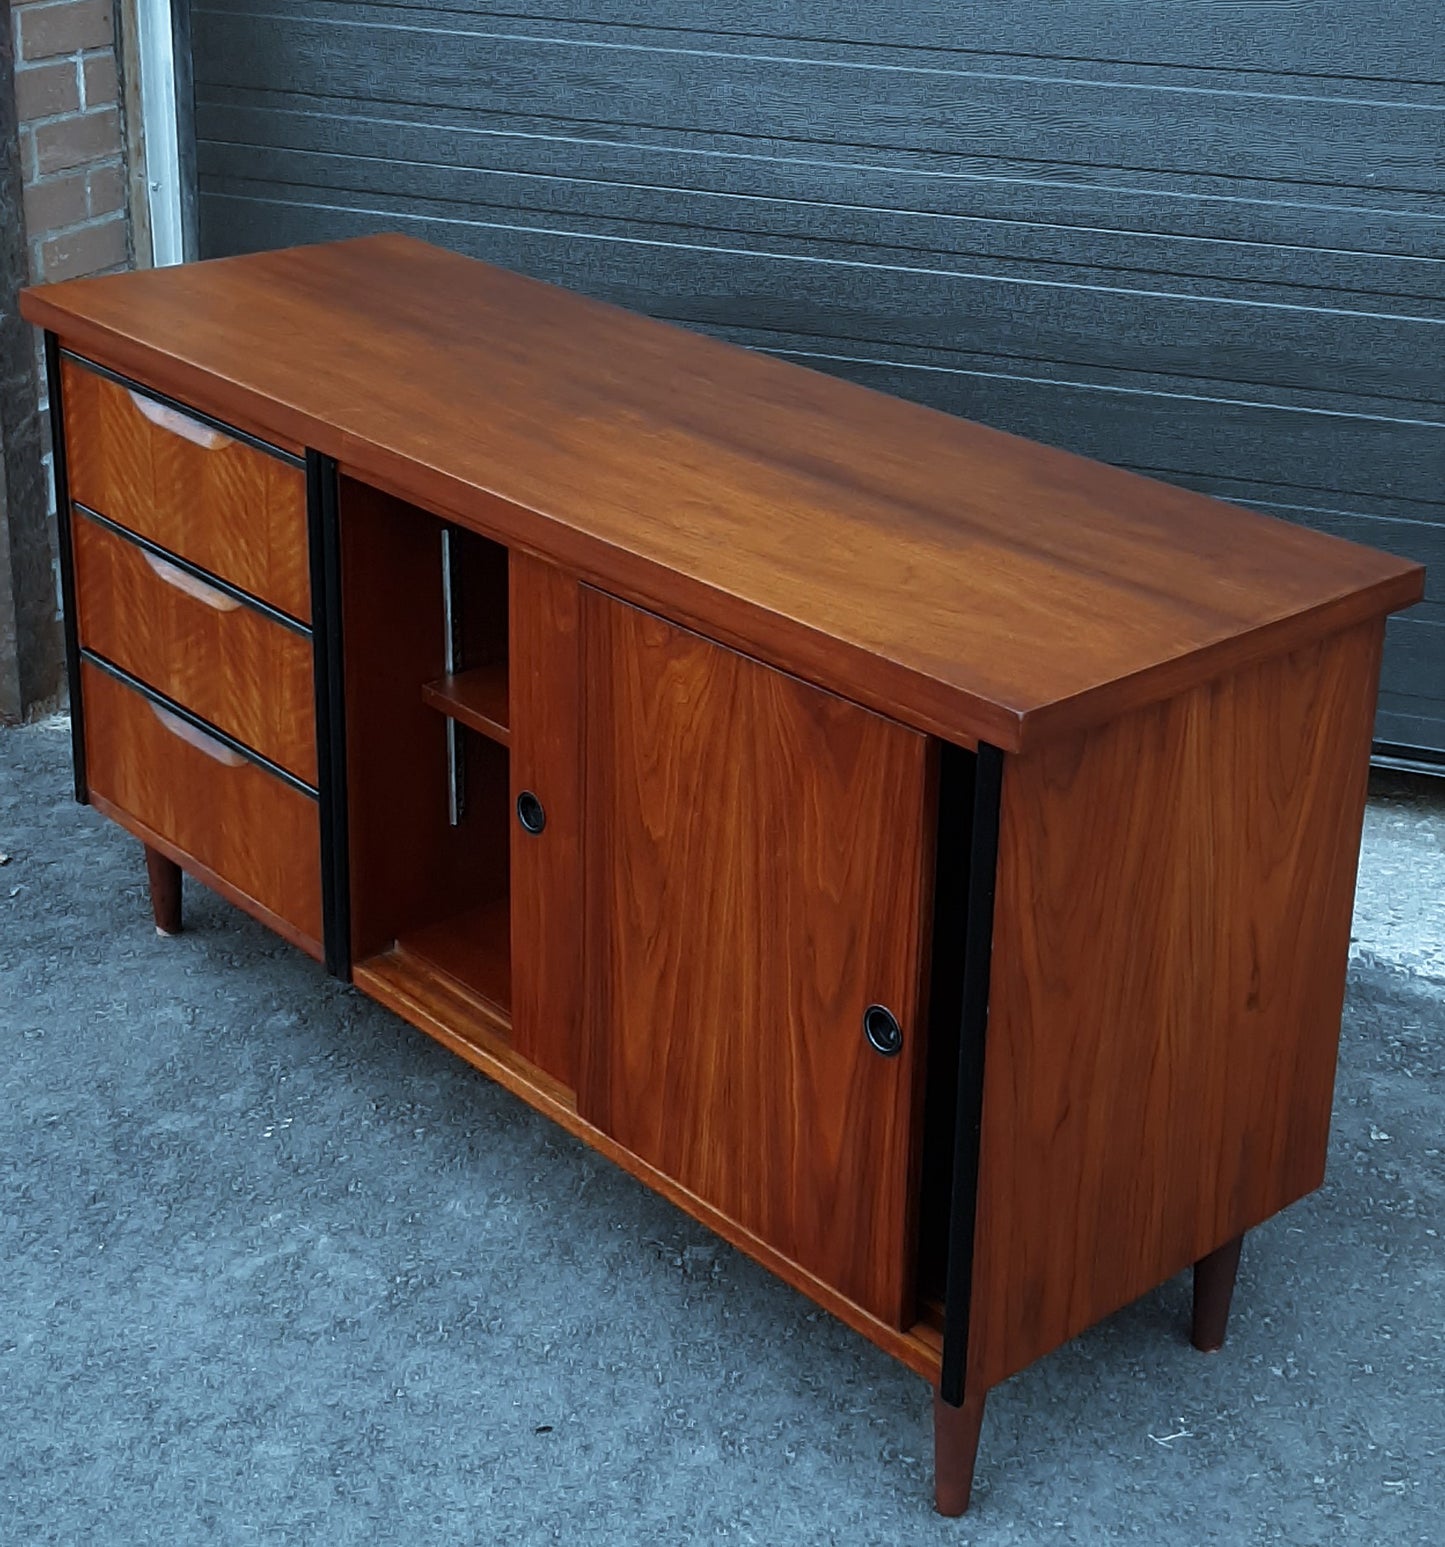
340 476 513 1034
339 471 972 1339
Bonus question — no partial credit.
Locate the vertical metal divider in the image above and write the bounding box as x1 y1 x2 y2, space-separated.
940 740 1005 1405
43 331 87 804
305 450 351 980
440 525 466 826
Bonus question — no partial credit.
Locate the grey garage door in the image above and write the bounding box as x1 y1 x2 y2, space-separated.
184 1 1445 761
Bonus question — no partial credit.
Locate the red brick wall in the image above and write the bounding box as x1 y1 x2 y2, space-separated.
13 0 131 286
3 0 137 717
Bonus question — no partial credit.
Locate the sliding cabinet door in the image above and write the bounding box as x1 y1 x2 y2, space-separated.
579 590 934 1325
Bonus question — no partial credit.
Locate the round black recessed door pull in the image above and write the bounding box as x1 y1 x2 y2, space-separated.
516 791 546 834
864 1004 903 1057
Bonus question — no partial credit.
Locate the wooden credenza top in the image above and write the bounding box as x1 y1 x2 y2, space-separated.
23 233 1423 751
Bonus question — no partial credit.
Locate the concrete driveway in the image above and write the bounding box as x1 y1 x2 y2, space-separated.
2 717 1441 1545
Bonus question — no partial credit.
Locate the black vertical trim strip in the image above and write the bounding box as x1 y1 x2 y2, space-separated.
940 740 1005 1406
916 741 975 1305
306 450 350 981
44 331 87 804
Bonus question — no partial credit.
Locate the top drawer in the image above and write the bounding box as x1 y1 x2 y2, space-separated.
61 357 310 622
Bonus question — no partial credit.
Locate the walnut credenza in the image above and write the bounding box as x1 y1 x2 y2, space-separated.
21 236 1424 1514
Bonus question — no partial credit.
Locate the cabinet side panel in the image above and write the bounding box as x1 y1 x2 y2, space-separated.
580 591 932 1325
970 619 1384 1390
510 553 584 1089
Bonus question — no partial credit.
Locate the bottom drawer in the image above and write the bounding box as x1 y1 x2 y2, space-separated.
81 661 324 952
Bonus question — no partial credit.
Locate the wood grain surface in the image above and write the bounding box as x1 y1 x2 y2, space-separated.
967 618 1386 1390
93 794 322 962
355 932 944 1383
72 510 317 783
508 552 584 1090
23 237 1423 753
579 590 933 1324
81 660 323 948
355 941 529 1092
421 665 510 746
393 897 512 1024
187 0 1445 769
339 478 510 967
144 844 183 936
60 357 310 622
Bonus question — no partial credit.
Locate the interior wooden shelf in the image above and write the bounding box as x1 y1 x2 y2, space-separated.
384 895 512 1023
421 663 510 746
917 1295 945 1336
356 933 516 1070
354 941 579 1119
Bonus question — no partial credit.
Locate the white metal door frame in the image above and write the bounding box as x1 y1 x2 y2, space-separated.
135 0 184 265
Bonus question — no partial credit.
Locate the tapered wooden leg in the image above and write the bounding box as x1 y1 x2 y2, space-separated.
144 845 183 936
933 1386 987 1516
1191 1233 1244 1352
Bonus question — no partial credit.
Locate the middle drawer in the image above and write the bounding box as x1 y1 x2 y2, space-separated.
73 510 318 786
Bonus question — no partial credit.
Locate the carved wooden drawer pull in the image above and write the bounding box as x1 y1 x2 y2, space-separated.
127 389 233 451
141 549 242 611
148 703 247 766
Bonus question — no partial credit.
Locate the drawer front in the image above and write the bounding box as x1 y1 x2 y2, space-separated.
61 357 310 622
81 661 323 949
74 513 318 785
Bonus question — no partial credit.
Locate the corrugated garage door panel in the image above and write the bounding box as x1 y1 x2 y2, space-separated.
187 0 1445 757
